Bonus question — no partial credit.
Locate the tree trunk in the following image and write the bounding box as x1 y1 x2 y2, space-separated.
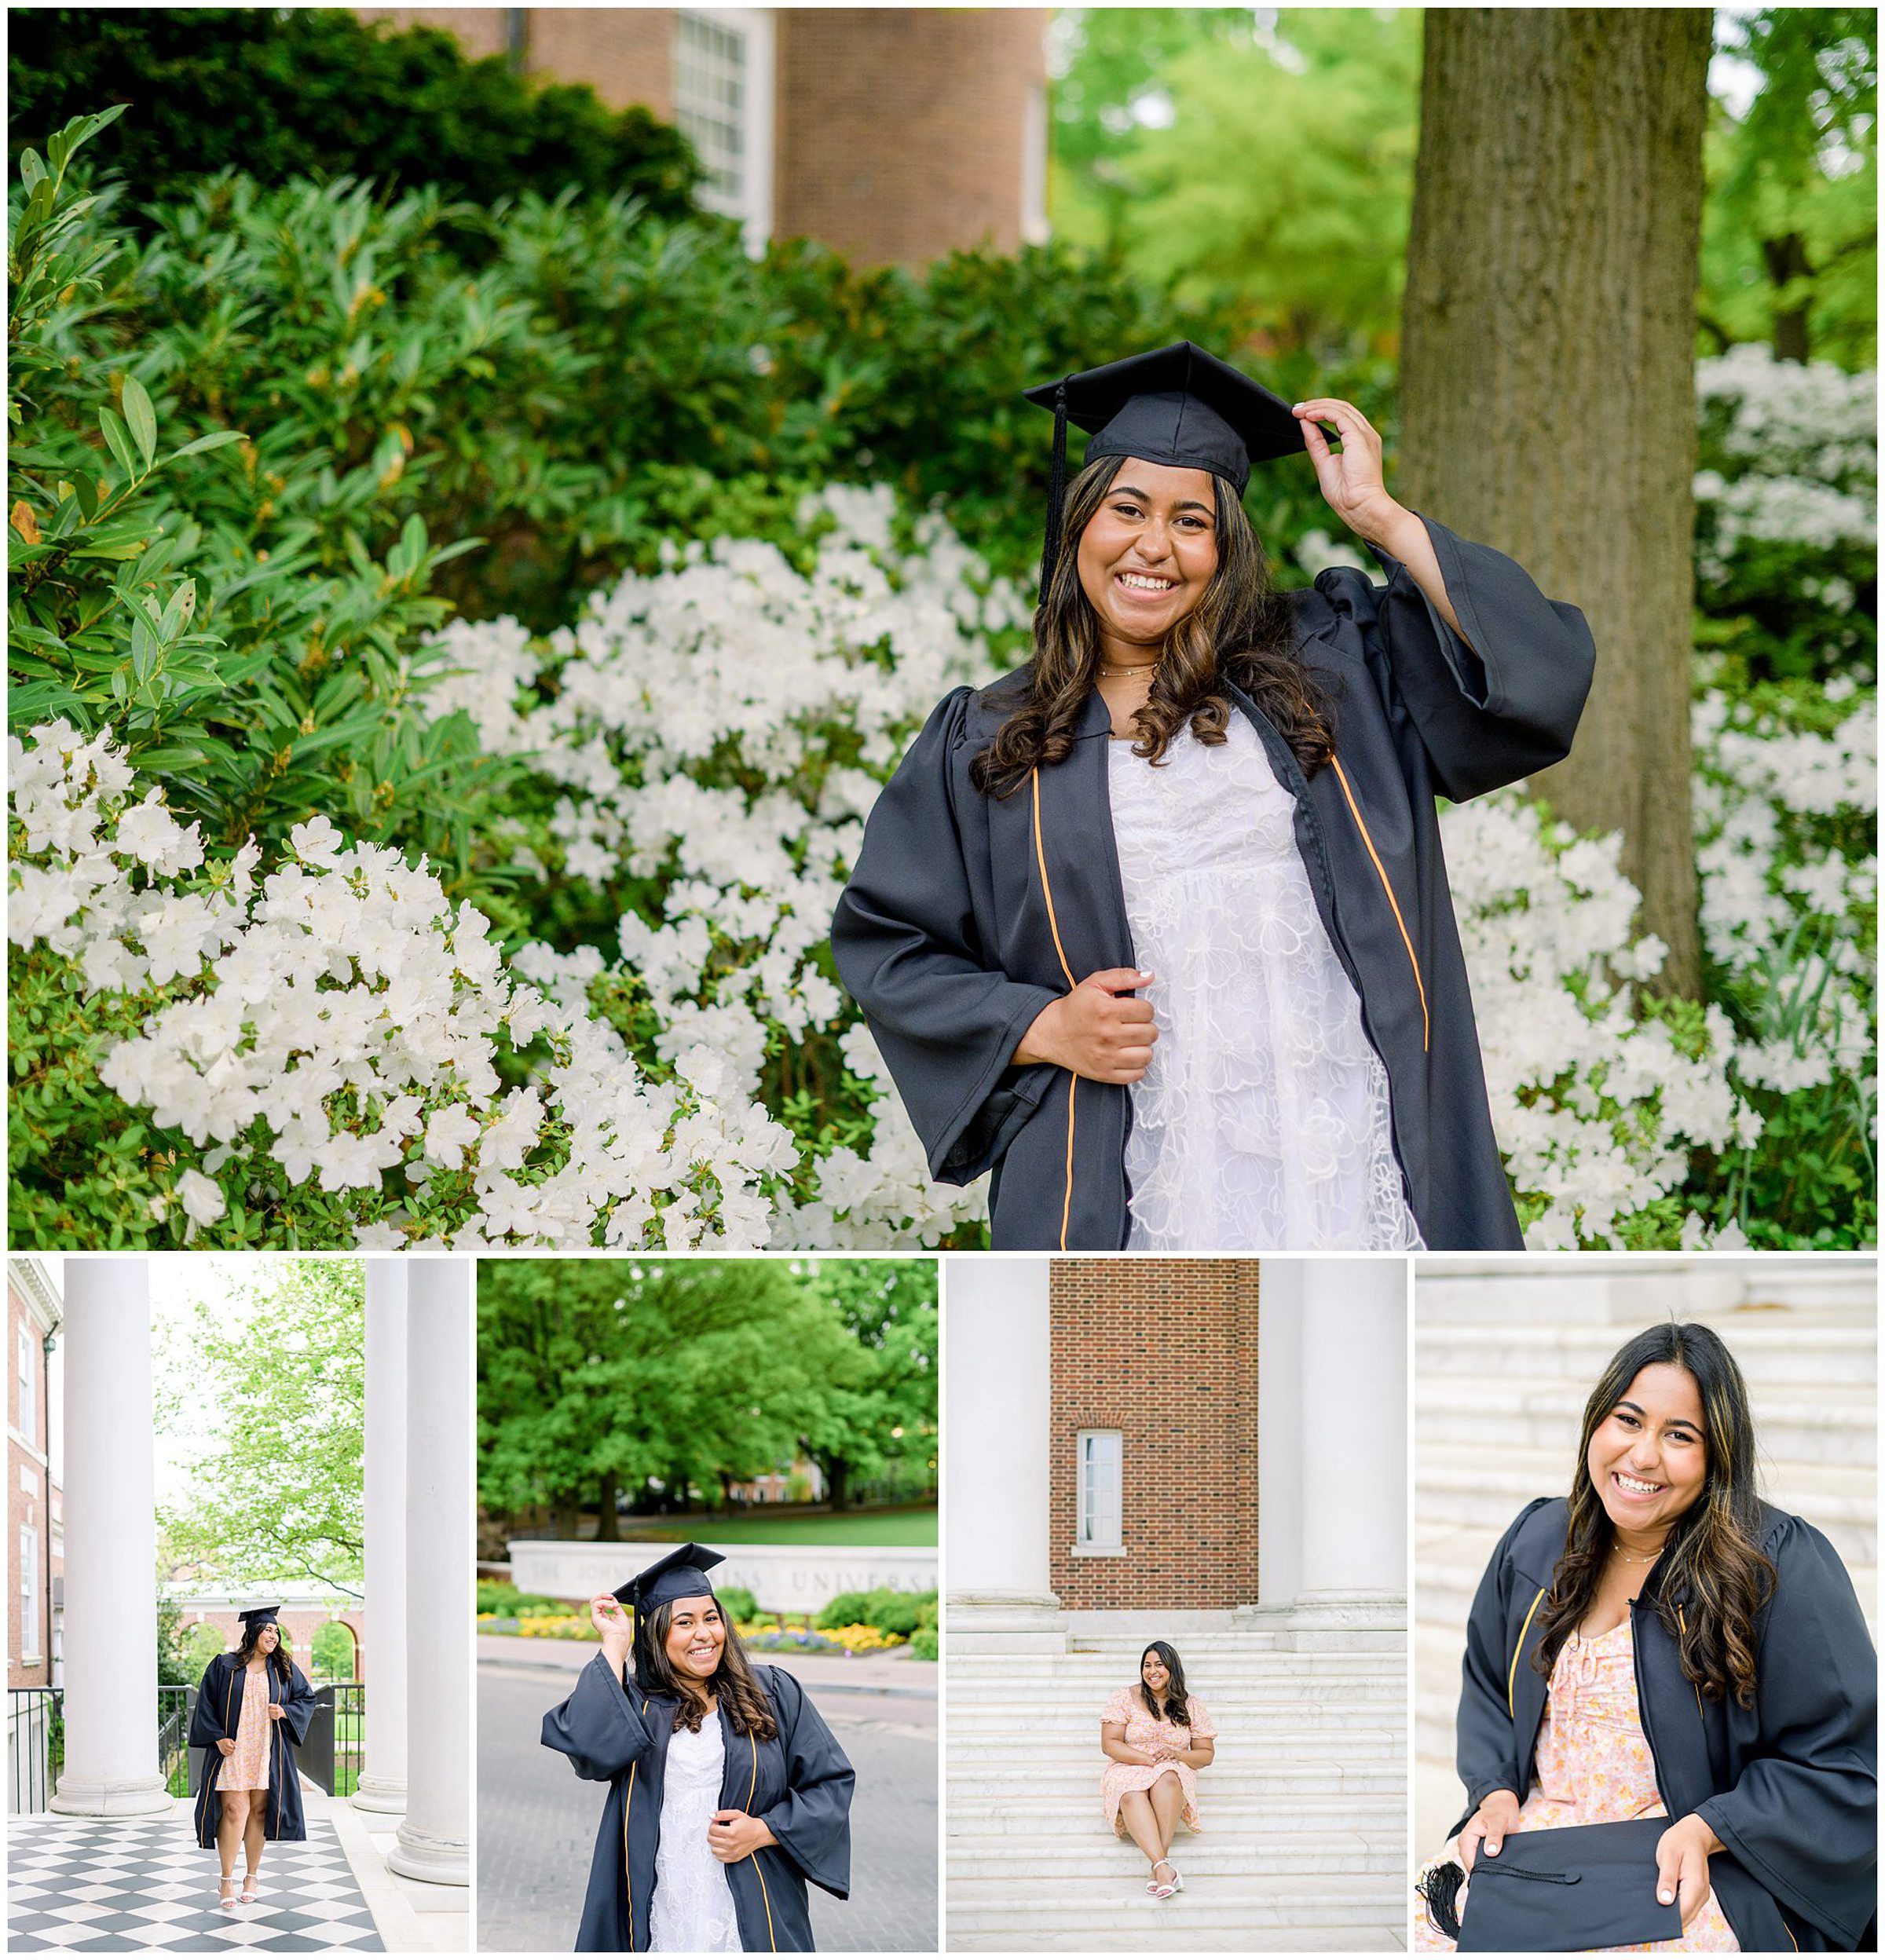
1761 232 1813 361
825 1459 850 1512
596 1482 618 1542
1400 8 1711 995
553 1494 581 1540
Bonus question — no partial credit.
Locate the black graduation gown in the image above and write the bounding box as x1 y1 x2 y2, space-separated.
1455 1495 1879 1952
829 513 1594 1251
188 1651 318 1848
542 1652 855 1952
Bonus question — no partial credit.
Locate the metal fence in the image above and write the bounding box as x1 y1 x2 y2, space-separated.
8 1687 63 1814
159 1684 192 1797
302 1683 365 1798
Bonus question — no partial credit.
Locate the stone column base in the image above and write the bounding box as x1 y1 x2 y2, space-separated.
1235 1589 1407 1651
350 1773 408 1816
946 1590 1066 1655
386 1819 470 1886
49 1773 172 1818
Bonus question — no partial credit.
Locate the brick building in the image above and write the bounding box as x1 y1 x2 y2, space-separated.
353 6 1049 262
945 1256 1407 1946
1049 1260 1261 1611
170 1593 368 1680
8 1258 63 1691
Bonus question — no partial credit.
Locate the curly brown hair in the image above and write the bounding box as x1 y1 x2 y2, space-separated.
969 453 1335 799
635 1597 779 1741
1532 1322 1776 1708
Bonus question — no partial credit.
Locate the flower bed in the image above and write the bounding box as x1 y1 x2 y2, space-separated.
474 1611 909 1655
10 470 1873 1248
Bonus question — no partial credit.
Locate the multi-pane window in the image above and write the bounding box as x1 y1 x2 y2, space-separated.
1076 1429 1123 1550
21 1526 39 1660
17 1324 33 1448
675 10 773 250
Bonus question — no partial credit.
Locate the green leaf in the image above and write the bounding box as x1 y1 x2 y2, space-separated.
164 430 247 462
120 375 158 472
97 406 138 483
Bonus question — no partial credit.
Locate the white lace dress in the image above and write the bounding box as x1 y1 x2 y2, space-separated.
1108 714 1423 1251
649 1716 741 1954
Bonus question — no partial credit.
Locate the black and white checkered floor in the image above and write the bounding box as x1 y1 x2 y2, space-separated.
7 1812 385 1951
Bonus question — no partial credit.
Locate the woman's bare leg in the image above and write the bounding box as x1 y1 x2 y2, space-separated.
1148 1770 1184 1857
1116 1787 1166 1870
214 1790 243 1884
243 1790 267 1880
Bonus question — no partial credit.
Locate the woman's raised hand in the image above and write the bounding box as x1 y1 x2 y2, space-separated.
1293 399 1398 540
1458 1787 1523 1871
590 1593 633 1662
1015 971 1158 1084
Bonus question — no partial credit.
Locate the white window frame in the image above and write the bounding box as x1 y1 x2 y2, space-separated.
675 8 774 256
1020 81 1050 246
21 1524 40 1663
1074 1428 1126 1556
18 1322 33 1448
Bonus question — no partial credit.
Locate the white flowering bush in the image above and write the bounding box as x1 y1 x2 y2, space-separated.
15 466 1873 1249
1693 344 1876 687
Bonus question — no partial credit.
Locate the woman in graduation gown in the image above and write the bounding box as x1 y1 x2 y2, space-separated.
542 1544 855 1952
831 341 1596 1252
188 1604 318 1909
1415 1322 1877 1952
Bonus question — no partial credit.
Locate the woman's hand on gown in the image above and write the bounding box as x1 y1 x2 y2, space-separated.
707 1808 777 1863
1655 1815 1724 1929
215 1738 236 1757
1015 971 1158 1084
266 1703 284 1720
589 1594 634 1672
1458 1788 1521 1870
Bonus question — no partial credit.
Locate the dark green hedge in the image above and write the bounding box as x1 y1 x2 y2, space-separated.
8 8 701 218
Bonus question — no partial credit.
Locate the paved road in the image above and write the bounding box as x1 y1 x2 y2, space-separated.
478 1660 937 1952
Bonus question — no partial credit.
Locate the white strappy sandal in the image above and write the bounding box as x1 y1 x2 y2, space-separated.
1148 1859 1183 1900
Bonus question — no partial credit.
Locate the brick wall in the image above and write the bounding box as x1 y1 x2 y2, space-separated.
773 9 1048 265
179 1607 368 1678
352 9 677 114
1049 1260 1261 1611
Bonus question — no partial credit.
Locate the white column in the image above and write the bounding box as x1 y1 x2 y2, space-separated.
50 1257 169 1816
1289 1256 1407 1646
1256 1258 1307 1612
389 1258 471 1885
353 1260 408 1815
944 1256 1063 1652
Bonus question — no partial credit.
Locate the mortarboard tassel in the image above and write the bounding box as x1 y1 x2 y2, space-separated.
1038 381 1068 605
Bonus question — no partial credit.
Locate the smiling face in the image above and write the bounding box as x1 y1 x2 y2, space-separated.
256 1622 279 1655
1140 1647 1171 1695
1074 459 1221 659
1587 1362 1709 1539
663 1594 727 1682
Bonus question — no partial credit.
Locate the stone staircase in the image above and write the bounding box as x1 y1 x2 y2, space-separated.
1414 1260 1878 1853
946 1614 1407 1951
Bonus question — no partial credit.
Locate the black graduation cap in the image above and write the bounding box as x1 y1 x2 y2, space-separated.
612 1542 725 1614
237 1603 282 1631
1023 341 1304 598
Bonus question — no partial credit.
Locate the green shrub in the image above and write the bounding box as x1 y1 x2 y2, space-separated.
476 1581 569 1618
816 1586 937 1636
717 1585 759 1625
910 1623 939 1662
9 9 700 219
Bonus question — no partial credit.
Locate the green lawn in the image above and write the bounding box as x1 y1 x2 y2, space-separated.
614 1508 937 1547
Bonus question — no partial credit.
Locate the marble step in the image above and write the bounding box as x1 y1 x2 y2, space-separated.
947 1764 1407 1801
1415 1374 1877 1465
1415 1319 1876 1387
1414 1272 1877 1325
1415 1449 1876 1563
946 1802 1406 1843
946 1871 1406 1936
942 1839 1406 1880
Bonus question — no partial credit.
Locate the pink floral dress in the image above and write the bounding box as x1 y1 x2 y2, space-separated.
1100 1686 1218 1835
217 1659 273 1792
1415 1619 1740 1952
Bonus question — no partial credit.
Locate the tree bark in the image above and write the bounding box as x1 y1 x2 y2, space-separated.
595 1482 618 1542
1400 8 1711 994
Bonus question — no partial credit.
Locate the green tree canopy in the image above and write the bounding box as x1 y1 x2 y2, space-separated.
155 1260 365 1596
1702 8 1876 365
477 1258 938 1529
1049 7 1420 362
7 7 700 220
